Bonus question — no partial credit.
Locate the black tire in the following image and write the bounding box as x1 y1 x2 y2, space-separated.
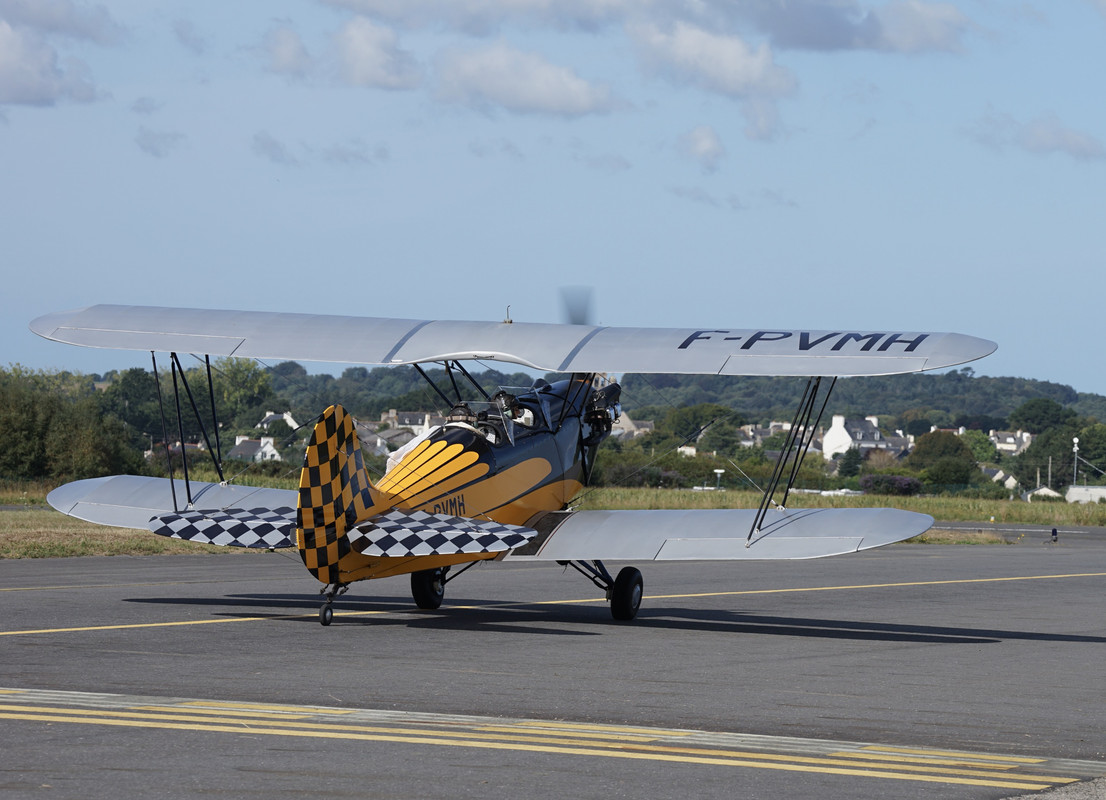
610 566 643 621
319 604 333 626
411 568 447 610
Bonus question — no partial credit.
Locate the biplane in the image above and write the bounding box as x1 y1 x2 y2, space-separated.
31 305 995 624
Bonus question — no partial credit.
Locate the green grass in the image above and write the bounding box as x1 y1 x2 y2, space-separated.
0 509 237 558
2 480 1100 559
572 487 1106 528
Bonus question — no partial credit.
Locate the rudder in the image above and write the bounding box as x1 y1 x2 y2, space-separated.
296 404 383 584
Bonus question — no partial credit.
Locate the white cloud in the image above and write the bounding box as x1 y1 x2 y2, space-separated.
681 125 725 173
318 0 629 35
874 1 970 53
704 0 970 54
632 21 794 98
437 42 614 116
251 131 300 165
335 17 420 89
264 24 311 78
172 18 206 55
135 127 184 158
966 109 1105 162
0 20 97 105
1018 115 1105 162
0 0 124 44
632 21 793 140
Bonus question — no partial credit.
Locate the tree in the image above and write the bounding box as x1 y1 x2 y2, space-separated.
698 420 745 456
1008 398 1077 434
658 403 735 442
211 357 274 428
924 457 974 490
0 366 145 481
959 429 998 464
907 431 974 471
837 448 862 477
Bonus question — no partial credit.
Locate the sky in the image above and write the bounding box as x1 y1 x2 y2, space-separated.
2 1 1104 396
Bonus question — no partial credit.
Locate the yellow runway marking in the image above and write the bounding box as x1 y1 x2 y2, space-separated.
3 571 1106 638
860 745 1044 763
0 690 1098 791
831 751 1022 769
640 572 1106 603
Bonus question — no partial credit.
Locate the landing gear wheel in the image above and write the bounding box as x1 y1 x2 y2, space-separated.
610 567 643 621
319 604 333 626
411 567 447 610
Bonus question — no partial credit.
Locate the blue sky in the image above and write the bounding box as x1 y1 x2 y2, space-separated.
3 1 1104 396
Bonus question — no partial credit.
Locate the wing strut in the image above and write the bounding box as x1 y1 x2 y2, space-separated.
149 351 230 512
747 376 837 545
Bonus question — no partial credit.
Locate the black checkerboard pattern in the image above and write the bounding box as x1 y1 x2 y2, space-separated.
349 509 536 558
149 507 295 548
296 404 376 583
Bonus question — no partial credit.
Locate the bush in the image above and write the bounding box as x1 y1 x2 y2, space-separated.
860 474 923 496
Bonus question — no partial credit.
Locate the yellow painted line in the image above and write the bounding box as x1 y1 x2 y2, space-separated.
511 720 694 736
132 706 312 720
5 571 1106 637
831 751 1022 769
0 577 283 593
0 701 1083 789
638 572 1106 603
860 745 1045 763
0 709 1055 790
5 701 1060 785
475 724 661 742
177 700 356 715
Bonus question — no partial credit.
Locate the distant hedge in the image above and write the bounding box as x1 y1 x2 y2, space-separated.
860 474 923 496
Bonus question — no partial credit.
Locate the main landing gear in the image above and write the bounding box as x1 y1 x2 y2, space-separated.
410 567 449 610
563 560 644 621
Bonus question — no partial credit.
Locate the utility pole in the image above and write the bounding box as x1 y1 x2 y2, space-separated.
1073 437 1079 486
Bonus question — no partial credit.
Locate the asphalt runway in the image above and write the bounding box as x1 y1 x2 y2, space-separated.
2 531 1105 800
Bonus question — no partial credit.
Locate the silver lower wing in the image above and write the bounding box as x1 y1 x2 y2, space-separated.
507 507 932 561
47 476 298 538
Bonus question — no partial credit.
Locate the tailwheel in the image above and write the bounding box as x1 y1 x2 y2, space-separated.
411 567 448 610
318 582 347 626
610 566 644 621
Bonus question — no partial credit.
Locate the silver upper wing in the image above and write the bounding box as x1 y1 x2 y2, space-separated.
31 304 996 376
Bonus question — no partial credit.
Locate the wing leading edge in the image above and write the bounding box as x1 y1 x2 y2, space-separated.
30 304 996 377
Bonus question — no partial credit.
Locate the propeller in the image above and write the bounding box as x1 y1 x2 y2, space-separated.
559 286 596 326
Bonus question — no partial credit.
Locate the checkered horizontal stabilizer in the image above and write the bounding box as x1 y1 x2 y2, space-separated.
350 509 536 558
150 507 296 548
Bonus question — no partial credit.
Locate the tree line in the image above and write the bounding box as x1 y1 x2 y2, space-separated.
2 361 1104 493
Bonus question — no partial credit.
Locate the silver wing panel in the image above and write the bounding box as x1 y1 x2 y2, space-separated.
47 475 298 532
505 507 932 561
31 305 996 377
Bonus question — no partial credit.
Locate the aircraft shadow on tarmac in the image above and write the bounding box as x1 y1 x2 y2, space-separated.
125 594 1106 644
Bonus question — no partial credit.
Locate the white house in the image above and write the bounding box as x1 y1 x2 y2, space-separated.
256 410 299 431
989 430 1033 456
822 415 879 460
227 436 281 462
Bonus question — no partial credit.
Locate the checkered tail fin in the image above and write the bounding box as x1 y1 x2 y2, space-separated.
295 404 385 584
